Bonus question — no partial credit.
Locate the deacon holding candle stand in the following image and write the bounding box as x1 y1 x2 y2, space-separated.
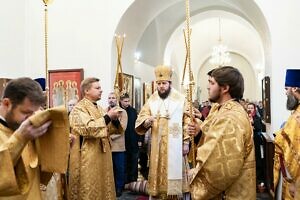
188 66 256 200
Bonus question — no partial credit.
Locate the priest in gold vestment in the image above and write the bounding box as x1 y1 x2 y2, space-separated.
68 77 120 200
188 66 256 200
273 69 300 200
0 78 52 200
135 65 190 199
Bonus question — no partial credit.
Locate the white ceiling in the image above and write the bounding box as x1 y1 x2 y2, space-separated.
164 10 265 75
113 0 271 76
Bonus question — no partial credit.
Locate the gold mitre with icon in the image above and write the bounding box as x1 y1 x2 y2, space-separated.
154 65 172 81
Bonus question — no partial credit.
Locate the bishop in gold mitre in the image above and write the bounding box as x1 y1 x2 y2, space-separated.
135 65 191 199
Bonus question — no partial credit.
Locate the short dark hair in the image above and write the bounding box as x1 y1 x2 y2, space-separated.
207 69 215 76
120 93 129 100
80 77 99 96
211 66 244 100
247 102 256 108
2 77 45 106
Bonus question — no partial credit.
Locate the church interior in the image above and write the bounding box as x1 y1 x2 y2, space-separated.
1 0 299 199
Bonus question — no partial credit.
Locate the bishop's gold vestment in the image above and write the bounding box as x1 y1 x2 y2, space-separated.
135 89 190 197
274 105 300 199
68 98 116 200
190 100 256 200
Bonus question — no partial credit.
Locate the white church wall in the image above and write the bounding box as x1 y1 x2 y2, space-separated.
198 53 257 103
255 1 300 131
0 0 133 106
133 61 155 83
0 1 26 78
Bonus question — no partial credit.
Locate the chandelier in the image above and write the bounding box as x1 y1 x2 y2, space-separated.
209 18 231 67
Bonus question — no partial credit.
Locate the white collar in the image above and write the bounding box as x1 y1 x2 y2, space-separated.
0 115 6 122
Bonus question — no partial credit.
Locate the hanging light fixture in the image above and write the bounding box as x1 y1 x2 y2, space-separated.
209 17 231 67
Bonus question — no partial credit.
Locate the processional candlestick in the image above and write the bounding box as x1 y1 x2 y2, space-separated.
42 0 53 108
114 34 126 101
181 0 196 167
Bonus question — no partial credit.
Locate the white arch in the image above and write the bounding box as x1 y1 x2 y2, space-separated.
112 1 271 96
164 10 265 86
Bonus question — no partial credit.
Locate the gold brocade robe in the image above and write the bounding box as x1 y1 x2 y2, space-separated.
0 123 46 200
135 89 190 197
68 98 116 200
274 105 300 200
190 100 256 200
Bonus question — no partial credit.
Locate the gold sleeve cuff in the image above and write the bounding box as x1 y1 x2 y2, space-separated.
135 118 148 135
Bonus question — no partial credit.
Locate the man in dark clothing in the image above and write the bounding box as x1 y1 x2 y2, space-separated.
257 100 264 119
120 93 144 183
247 102 266 188
199 100 211 120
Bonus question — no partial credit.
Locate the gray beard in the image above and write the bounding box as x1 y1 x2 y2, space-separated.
286 94 299 111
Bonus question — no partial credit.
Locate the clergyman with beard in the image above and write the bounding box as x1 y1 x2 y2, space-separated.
0 77 52 199
187 66 256 200
273 69 300 199
135 65 191 199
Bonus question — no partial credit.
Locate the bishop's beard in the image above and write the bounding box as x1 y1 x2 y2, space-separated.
158 87 171 99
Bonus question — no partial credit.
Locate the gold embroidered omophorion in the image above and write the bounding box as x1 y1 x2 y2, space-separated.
135 89 190 197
